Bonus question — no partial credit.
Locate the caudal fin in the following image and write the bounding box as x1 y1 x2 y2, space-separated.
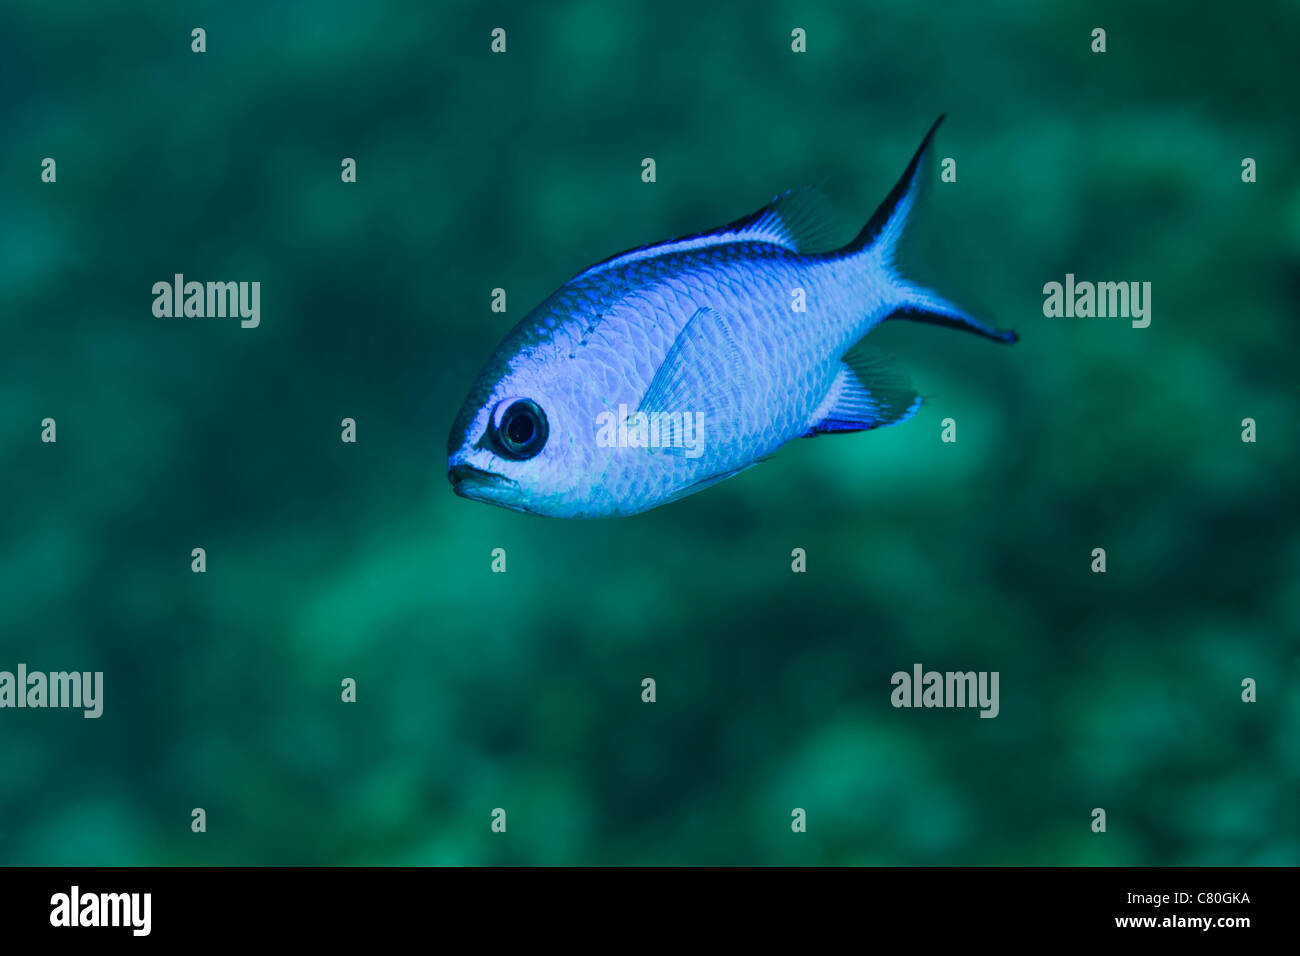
845 116 1018 345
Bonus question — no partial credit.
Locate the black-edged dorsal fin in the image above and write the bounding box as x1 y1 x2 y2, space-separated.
579 186 842 279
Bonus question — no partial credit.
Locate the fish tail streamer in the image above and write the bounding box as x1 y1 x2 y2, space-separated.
845 116 1018 345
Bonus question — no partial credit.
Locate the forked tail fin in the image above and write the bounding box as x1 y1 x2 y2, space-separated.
845 115 1018 345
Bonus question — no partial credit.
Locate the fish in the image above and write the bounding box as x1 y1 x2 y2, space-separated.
447 116 1017 518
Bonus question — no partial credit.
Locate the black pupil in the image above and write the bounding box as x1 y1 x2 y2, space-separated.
493 400 546 460
506 410 534 446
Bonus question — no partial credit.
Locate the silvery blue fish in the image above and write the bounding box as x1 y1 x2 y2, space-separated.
448 117 1016 517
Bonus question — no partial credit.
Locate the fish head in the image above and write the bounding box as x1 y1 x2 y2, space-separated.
449 289 726 518
447 333 602 517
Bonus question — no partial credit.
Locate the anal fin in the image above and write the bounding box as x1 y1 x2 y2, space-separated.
803 343 922 437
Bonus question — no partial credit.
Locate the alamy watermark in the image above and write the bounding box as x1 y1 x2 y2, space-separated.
1043 274 1151 328
595 404 705 458
152 274 260 328
50 886 150 936
0 664 102 718
891 663 999 718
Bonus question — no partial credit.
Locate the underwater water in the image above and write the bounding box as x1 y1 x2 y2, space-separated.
1 0 1296 865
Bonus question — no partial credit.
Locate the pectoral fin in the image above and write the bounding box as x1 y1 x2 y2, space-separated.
638 306 747 422
630 306 746 457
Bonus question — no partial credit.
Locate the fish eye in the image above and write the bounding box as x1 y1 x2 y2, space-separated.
490 398 548 460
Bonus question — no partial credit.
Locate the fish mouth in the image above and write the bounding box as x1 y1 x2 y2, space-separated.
448 463 515 500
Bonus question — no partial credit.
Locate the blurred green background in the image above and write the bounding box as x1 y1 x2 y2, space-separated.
2 0 1297 866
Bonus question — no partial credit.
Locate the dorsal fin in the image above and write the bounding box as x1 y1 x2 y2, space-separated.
579 186 842 279
727 186 843 253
